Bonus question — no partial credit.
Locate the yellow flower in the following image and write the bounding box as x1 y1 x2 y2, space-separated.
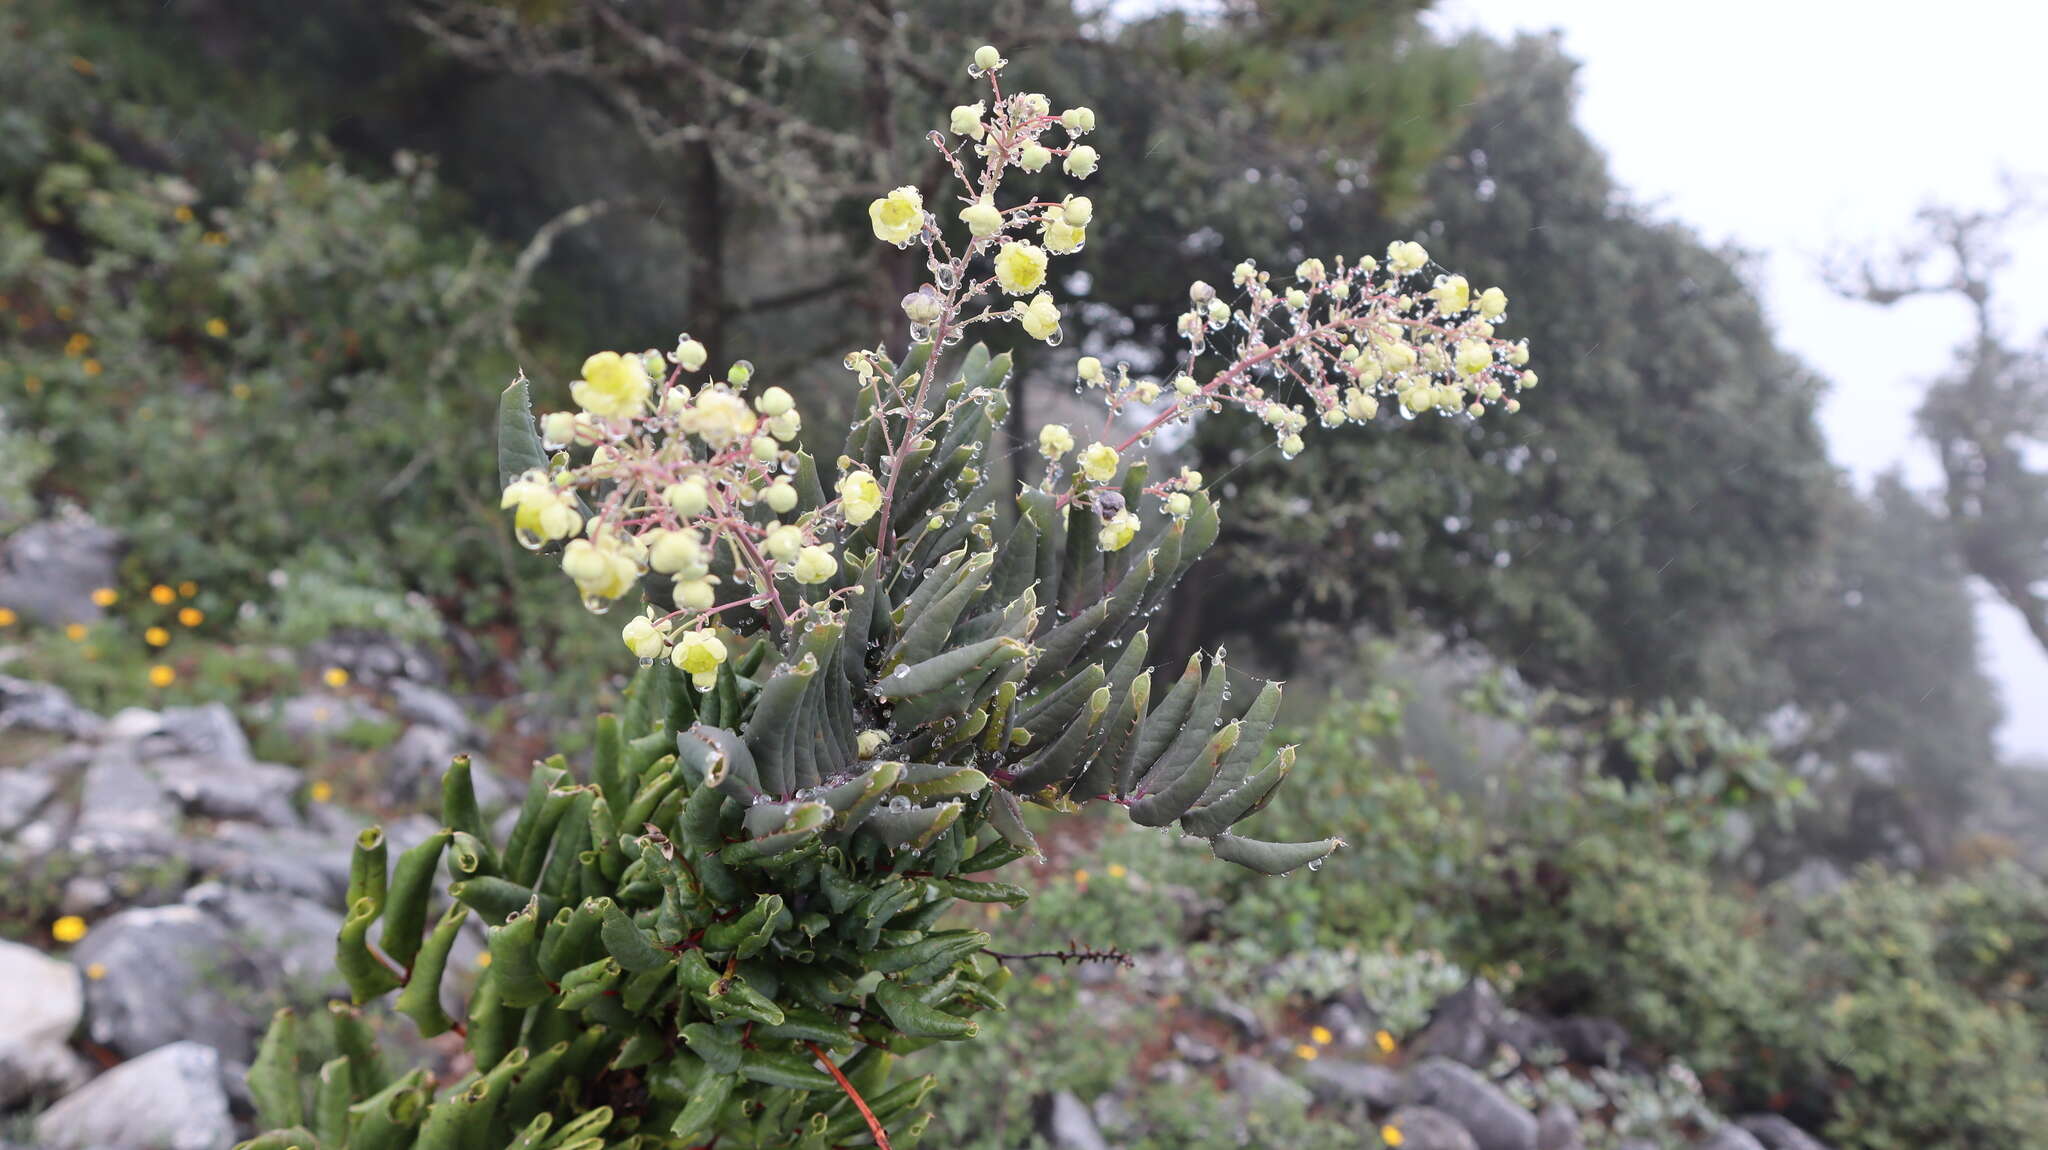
81 359 103 377
90 587 118 607
960 198 1004 238
681 387 758 449
790 545 839 586
1014 292 1060 342
1106 863 1127 879
669 628 729 690
1311 1025 1334 1046
1038 423 1074 460
1454 340 1492 376
561 537 640 602
763 524 804 563
1478 286 1508 319
1043 220 1085 255
993 242 1048 295
178 607 204 627
1381 1124 1405 1147
1078 442 1120 483
1294 1044 1319 1061
1386 240 1429 275
621 615 669 660
144 626 170 647
309 780 335 804
0 607 14 627
65 332 91 357
323 666 350 688
837 470 883 526
51 916 88 944
949 101 986 139
1098 510 1139 552
203 317 229 338
65 623 88 641
500 476 583 544
869 186 926 247
148 664 176 687
1431 274 1471 314
1374 1028 1397 1053
150 584 176 605
476 951 493 968
173 205 194 223
85 962 107 981
180 580 198 597
1018 143 1052 172
648 529 707 576
571 351 653 419
1073 869 1090 885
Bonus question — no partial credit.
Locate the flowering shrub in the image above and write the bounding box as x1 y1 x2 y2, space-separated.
242 46 1531 1150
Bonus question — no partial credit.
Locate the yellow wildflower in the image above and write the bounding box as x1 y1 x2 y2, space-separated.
1381 1124 1405 1147
1311 1025 1334 1046
91 587 118 607
323 667 350 688
178 607 204 627
1294 1044 1319 1061
571 351 652 419
309 780 335 803
144 626 170 647
203 317 229 338
670 628 729 690
993 242 1048 295
51 916 88 944
869 186 926 246
1014 292 1060 341
148 665 176 687
837 470 883 526
150 584 176 605
1077 442 1119 483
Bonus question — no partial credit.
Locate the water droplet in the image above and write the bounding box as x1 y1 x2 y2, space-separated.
514 527 544 552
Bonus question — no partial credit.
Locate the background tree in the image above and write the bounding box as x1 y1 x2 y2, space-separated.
1830 194 2048 656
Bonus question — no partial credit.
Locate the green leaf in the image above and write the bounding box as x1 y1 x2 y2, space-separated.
497 375 550 489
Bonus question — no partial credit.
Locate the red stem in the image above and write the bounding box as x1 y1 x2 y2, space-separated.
806 1041 892 1150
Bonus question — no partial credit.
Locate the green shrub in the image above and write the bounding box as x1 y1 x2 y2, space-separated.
237 42 1536 1150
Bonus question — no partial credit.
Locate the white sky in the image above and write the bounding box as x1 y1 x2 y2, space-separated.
1428 0 2048 759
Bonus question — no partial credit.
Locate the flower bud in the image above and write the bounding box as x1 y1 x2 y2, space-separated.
973 45 1004 72
1060 107 1096 133
1063 145 1099 179
674 337 708 372
764 482 798 513
950 102 987 139
960 198 1004 237
1038 423 1075 460
1077 356 1104 383
1060 195 1093 226
540 411 576 449
1018 143 1052 172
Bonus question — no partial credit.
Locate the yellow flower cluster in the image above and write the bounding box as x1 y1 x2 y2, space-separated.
505 336 879 663
863 43 1098 349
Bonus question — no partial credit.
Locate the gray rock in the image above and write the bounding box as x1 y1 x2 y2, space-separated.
1543 1016 1632 1068
1171 1031 1222 1066
34 1041 235 1150
1225 1054 1312 1115
1737 1116 1831 1150
1413 978 1509 1067
152 702 253 765
1412 1058 1537 1150
182 882 344 996
191 822 353 902
1383 1106 1482 1150
307 630 440 688
277 692 388 742
1038 1090 1111 1150
0 752 69 835
151 754 302 827
52 751 190 913
71 903 265 1061
0 674 103 739
1202 997 1265 1042
389 677 472 737
0 938 90 1107
384 725 511 811
0 515 121 627
1300 1058 1409 1108
1537 1102 1584 1150
1695 1127 1768 1150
